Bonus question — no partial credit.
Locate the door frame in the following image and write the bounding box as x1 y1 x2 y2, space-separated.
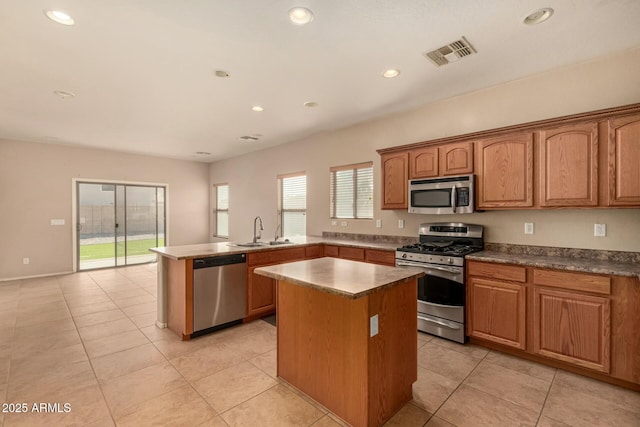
71 178 170 272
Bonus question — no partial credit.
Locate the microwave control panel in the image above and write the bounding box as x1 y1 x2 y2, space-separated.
457 187 470 206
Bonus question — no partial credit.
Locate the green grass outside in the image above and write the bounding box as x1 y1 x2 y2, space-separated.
80 238 164 260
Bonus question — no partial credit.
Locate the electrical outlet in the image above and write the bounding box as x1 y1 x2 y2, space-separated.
331 220 337 226
375 219 381 228
594 223 606 237
50 219 65 226
340 221 348 227
23 258 29 265
370 314 379 337
398 219 405 229
524 222 534 235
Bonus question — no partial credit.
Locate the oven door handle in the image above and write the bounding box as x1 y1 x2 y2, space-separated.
396 260 461 274
451 186 457 213
422 300 463 310
418 315 461 330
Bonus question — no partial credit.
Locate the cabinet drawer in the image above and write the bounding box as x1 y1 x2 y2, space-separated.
533 269 611 295
247 247 306 266
323 245 340 257
467 261 527 283
365 249 396 266
304 245 322 259
339 246 365 261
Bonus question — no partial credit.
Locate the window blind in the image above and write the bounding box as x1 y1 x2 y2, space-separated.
279 174 306 237
214 184 229 237
330 162 373 219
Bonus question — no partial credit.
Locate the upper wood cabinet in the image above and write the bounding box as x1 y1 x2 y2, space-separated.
381 151 408 209
607 113 640 206
439 141 474 176
475 132 534 208
409 146 438 179
539 122 598 207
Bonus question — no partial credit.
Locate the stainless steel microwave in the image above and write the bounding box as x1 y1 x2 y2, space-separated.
408 174 475 214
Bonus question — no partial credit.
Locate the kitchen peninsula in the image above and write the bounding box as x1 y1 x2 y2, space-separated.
255 257 424 427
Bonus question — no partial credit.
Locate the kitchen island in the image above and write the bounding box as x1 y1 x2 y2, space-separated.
255 257 424 427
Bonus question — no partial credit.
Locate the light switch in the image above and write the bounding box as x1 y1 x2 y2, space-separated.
375 219 382 228
50 219 65 226
331 220 337 226
524 222 534 235
594 224 606 237
370 314 379 337
340 221 348 227
398 219 405 229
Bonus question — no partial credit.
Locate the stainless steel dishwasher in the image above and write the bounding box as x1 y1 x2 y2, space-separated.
192 253 247 335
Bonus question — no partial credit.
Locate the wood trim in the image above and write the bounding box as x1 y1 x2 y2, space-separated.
330 161 374 172
276 171 306 179
610 276 640 384
377 102 640 155
532 269 611 295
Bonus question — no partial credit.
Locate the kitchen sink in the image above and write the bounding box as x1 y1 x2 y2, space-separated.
228 242 267 248
267 240 292 245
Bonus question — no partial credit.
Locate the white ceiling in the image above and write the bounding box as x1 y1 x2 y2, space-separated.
1 1 640 162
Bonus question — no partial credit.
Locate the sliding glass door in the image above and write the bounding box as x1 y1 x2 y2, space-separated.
77 182 165 270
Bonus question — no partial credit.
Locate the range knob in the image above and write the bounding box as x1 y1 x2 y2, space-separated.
447 258 454 265
402 253 408 259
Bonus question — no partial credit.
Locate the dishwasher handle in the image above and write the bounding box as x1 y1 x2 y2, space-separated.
193 253 246 269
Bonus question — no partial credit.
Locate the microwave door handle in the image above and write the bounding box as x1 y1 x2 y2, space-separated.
451 186 457 213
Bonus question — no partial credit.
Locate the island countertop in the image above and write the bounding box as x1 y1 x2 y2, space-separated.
254 257 424 299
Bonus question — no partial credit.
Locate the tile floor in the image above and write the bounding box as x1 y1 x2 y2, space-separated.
1 264 639 426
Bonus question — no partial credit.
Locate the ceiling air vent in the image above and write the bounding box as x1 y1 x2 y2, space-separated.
239 135 260 141
424 37 476 67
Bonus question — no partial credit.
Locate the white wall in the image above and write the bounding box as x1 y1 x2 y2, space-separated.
209 47 640 252
0 140 210 280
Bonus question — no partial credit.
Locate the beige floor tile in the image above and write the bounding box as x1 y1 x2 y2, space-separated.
3 383 111 427
417 341 482 382
0 357 9 384
412 366 460 414
436 384 539 427
129 311 157 328
541 382 640 427
248 348 277 378
116 385 218 426
485 350 557 382
73 308 126 328
0 341 12 359
140 324 180 342
101 361 187 418
13 317 76 339
536 416 573 427
113 294 155 308
221 383 324 427
464 360 551 412
424 416 456 427
92 342 166 382
15 307 71 328
383 402 431 426
430 337 490 359
552 369 640 415
312 415 345 427
171 341 244 381
11 329 81 359
8 343 88 373
121 301 156 317
78 317 137 342
7 359 98 402
64 293 113 308
68 300 118 317
194 361 278 413
153 335 214 359
221 329 277 358
84 328 149 359
105 288 149 300
16 298 66 313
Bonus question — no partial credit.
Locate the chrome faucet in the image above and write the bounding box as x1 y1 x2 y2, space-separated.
253 216 264 243
274 223 281 242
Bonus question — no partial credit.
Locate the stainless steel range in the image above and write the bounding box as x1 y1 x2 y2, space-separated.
396 222 484 344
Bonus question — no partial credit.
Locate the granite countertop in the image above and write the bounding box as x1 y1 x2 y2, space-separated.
149 236 401 261
467 250 640 279
254 257 424 299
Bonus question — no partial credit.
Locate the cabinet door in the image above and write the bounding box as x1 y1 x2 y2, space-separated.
533 287 610 373
607 113 640 206
381 152 409 209
476 133 534 208
539 122 598 207
247 266 276 317
409 146 438 179
467 277 526 349
439 141 474 176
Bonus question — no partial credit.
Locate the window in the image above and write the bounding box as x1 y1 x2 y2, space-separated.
278 173 306 237
213 184 229 237
330 162 373 219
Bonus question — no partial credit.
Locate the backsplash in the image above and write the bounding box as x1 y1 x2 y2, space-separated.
484 243 640 263
322 232 416 246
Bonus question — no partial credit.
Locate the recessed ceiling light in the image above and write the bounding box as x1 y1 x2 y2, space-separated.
214 70 230 78
303 101 319 108
289 7 314 25
53 90 75 99
382 69 400 78
45 10 75 26
523 8 554 25
251 106 264 112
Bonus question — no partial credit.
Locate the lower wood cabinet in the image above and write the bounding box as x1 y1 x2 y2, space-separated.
467 277 526 350
247 266 277 317
532 287 610 372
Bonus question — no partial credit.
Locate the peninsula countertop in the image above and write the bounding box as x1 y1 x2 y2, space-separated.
254 257 424 299
149 236 401 261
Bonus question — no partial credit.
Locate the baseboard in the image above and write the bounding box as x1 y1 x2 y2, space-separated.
0 271 73 282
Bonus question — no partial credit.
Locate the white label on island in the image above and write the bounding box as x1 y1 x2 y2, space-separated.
370 314 379 337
